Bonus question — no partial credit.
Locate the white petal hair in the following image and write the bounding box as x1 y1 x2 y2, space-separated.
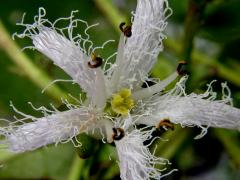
13 7 111 108
113 117 176 180
110 0 172 91
0 103 102 152
136 76 240 139
115 127 176 180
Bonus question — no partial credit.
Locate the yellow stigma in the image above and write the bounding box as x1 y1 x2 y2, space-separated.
111 88 134 116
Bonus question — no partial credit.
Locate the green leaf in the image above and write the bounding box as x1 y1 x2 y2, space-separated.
0 143 75 180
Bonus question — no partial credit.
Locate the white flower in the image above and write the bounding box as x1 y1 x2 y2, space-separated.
1 0 239 179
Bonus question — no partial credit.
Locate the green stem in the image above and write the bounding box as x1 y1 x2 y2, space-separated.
0 21 70 105
182 0 210 91
94 0 125 33
94 0 173 80
182 0 209 61
67 155 84 180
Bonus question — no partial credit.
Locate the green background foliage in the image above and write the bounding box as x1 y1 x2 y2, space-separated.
0 0 239 179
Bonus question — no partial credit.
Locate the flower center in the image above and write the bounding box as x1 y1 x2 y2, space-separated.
111 88 134 116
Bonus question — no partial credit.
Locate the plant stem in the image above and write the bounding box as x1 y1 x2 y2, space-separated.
67 155 84 180
0 21 69 105
182 0 210 91
94 0 125 33
182 0 209 62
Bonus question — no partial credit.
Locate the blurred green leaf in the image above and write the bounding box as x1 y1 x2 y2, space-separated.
0 143 75 180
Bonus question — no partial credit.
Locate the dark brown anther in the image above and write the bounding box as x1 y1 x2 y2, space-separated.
119 22 126 31
112 127 125 141
88 53 103 68
177 61 188 75
119 22 132 38
157 119 174 131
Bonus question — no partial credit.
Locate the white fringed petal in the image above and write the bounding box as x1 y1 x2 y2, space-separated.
115 128 169 180
136 78 240 136
156 96 239 130
116 0 171 89
1 108 98 152
32 29 90 85
33 29 106 108
14 8 107 108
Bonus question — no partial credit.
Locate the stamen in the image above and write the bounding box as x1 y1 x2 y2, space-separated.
88 53 103 68
119 22 132 37
112 127 125 141
156 119 174 131
177 61 188 75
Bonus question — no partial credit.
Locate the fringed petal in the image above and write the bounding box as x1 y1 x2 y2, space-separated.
14 8 107 107
147 95 240 129
0 107 99 152
136 77 240 138
115 124 172 180
117 0 172 89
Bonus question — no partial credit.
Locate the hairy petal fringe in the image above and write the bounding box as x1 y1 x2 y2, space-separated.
0 108 99 152
114 0 172 90
14 8 107 107
115 127 171 180
136 77 240 138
